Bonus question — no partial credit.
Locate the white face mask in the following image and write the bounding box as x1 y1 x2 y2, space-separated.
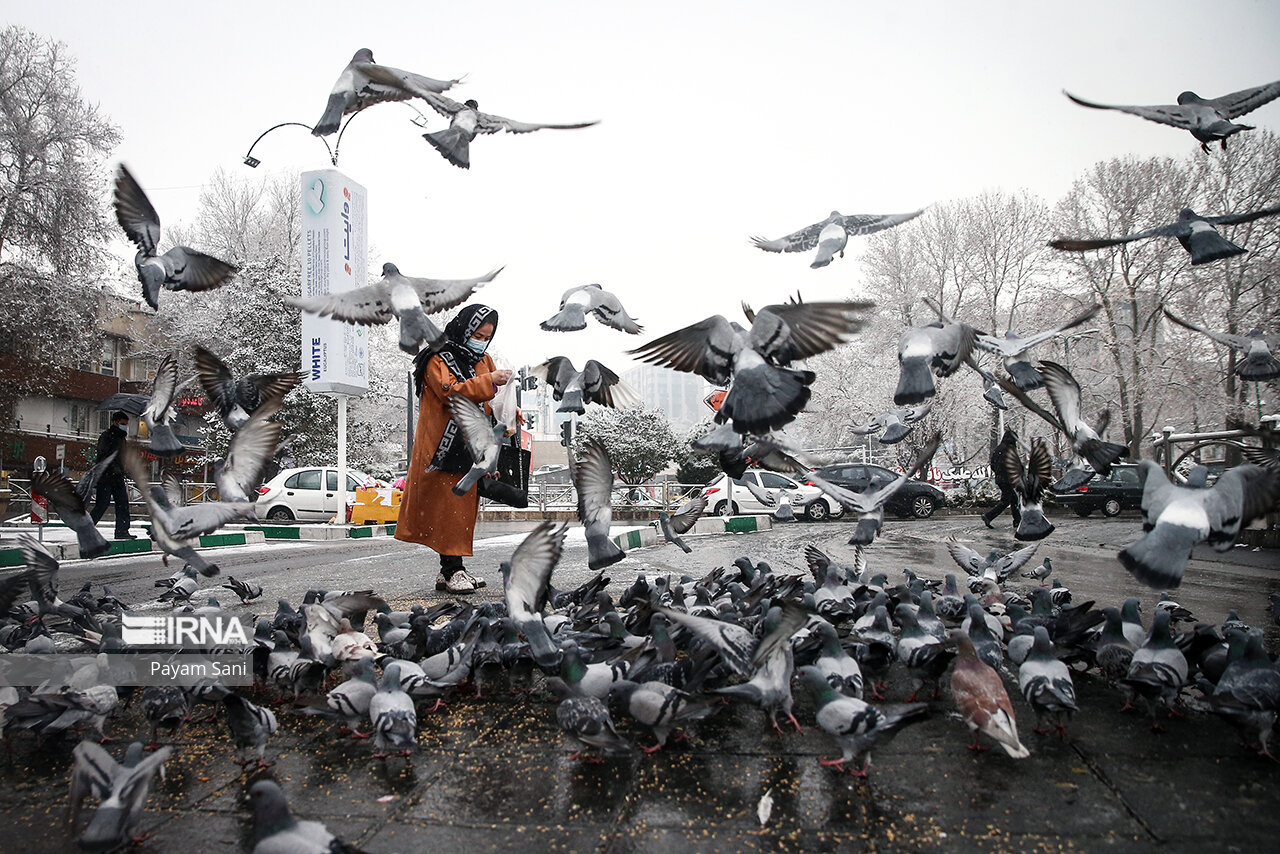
466 337 489 355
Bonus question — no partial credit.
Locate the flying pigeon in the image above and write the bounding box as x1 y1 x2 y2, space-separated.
847 401 932 444
1063 81 1280 151
794 665 929 776
114 165 237 310
312 47 461 137
540 284 642 334
288 262 502 354
502 520 570 671
750 209 925 268
443 395 508 496
213 401 283 504
69 741 172 852
418 93 598 168
893 318 977 406
99 352 183 457
568 438 626 571
1162 308 1280 381
29 470 110 560
630 298 875 434
808 432 941 545
973 304 1101 390
1050 206 1280 266
713 602 811 733
945 539 1040 582
531 357 641 413
1017 626 1078 737
248 779 369 853
1001 436 1055 541
951 631 1030 758
1038 361 1129 477
193 346 303 431
1118 460 1280 589
657 495 707 553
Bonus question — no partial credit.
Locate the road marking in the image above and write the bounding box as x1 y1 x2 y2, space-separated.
343 550 406 563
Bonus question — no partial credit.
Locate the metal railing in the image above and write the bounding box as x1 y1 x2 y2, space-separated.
2 478 220 520
483 480 706 512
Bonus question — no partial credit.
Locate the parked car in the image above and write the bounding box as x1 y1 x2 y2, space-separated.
1051 463 1144 517
807 463 946 519
255 466 382 522
701 471 843 522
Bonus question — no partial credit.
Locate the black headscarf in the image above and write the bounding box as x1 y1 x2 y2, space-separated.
412 303 499 397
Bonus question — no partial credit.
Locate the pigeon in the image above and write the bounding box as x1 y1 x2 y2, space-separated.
113 165 237 310
69 740 172 852
813 620 864 698
893 319 978 406
1118 460 1280 589
1002 436 1055 542
418 93 599 169
222 576 263 605
157 565 199 603
749 209 925 268
97 352 183 457
1037 361 1129 477
502 521 570 671
973 305 1101 390
945 539 1039 582
223 693 278 768
288 262 502 354
1018 626 1078 737
794 665 929 776
29 470 110 559
1122 609 1188 731
444 394 508 496
1050 206 1280 266
1063 81 1280 151
809 432 941 545
966 357 1009 410
193 346 303 431
712 603 810 732
609 679 715 752
549 679 631 759
369 663 418 759
74 450 119 506
630 298 875 434
212 401 283 504
657 495 707 553
1119 598 1147 649
895 605 956 701
140 685 187 750
15 535 101 632
951 631 1030 758
312 656 379 738
531 357 641 413
540 284 642 334
1162 309 1280 381
1095 607 1137 694
1204 631 1280 759
312 47 460 137
847 401 932 444
568 439 626 571
248 779 368 853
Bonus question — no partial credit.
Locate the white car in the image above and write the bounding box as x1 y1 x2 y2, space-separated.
255 466 381 522
701 471 842 522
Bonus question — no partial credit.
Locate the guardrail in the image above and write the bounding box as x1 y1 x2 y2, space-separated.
3 477 215 519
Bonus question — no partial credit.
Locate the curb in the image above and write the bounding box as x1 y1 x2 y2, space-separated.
246 524 398 540
612 514 773 551
0 529 266 563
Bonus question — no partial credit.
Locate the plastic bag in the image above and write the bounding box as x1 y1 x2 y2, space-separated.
490 373 519 429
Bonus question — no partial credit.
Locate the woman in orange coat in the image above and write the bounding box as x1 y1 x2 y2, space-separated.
395 304 512 593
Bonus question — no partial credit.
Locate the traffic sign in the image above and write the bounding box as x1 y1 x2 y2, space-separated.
704 388 728 412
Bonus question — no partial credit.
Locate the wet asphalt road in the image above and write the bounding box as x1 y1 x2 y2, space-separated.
3 511 1279 852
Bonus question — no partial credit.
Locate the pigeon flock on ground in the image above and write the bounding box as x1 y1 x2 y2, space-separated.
5 49 1280 853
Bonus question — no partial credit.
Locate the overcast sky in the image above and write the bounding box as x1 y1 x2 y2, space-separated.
9 0 1280 379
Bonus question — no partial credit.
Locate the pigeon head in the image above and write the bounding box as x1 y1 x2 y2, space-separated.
352 48 375 63
1175 91 1202 106
248 780 297 838
1177 208 1200 221
464 99 479 109
382 262 400 276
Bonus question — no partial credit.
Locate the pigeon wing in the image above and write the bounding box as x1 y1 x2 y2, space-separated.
193 347 237 417
287 281 395 324
165 248 238 291
749 219 827 254
1162 308 1252 350
506 521 569 617
1202 204 1280 228
993 543 1040 577
220 406 283 496
418 91 469 119
1062 90 1195 130
532 357 577 398
571 438 615 533
1209 80 1280 119
978 304 1102 357
445 395 498 463
627 315 739 385
749 301 876 363
946 539 988 576
667 495 707 534
410 267 504 314
1049 220 1191 252
1217 464 1280 529
359 62 460 99
113 165 161 253
145 353 179 425
1026 438 1053 500
1038 361 1086 432
839 210 925 236
582 360 642 408
475 111 599 135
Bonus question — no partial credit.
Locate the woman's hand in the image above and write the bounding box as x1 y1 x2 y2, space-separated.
491 369 513 386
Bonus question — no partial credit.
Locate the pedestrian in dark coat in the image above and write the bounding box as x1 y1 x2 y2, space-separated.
981 428 1022 529
90 410 136 539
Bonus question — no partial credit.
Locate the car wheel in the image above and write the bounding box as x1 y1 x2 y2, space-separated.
1102 498 1122 517
265 505 295 522
1073 507 1092 518
911 495 936 519
804 500 830 522
714 501 739 517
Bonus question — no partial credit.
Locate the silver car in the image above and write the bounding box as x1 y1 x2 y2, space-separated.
255 466 380 522
701 471 842 522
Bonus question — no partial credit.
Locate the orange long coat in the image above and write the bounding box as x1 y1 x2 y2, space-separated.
394 353 497 556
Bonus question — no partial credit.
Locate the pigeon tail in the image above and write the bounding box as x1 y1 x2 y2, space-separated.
423 127 470 168
719 364 814 434
691 422 742 453
540 305 588 332
893 358 935 406
1118 524 1199 589
1236 352 1280 382
848 517 881 546
1014 508 1055 542
148 424 184 457
399 308 444 354
1186 230 1246 266
810 245 838 269
1078 438 1127 477
585 533 626 572
1005 360 1043 391
879 423 912 444
313 93 345 137
80 805 132 853
557 390 586 414
76 524 112 560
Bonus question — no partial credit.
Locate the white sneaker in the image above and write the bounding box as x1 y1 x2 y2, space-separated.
444 572 476 594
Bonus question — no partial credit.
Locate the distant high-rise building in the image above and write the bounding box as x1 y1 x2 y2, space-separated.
621 365 714 431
